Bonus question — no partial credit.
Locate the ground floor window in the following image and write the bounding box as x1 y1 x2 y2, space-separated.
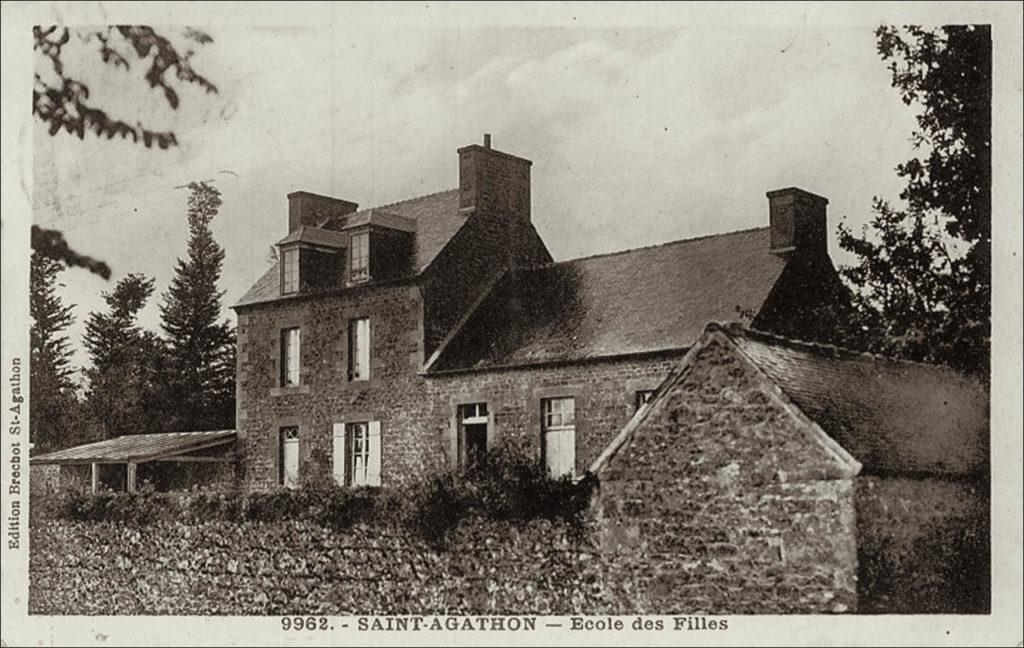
332 420 381 487
279 426 300 488
457 402 489 471
635 389 655 410
541 397 576 479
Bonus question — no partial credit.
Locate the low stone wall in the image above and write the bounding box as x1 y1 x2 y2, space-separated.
855 475 990 613
30 507 605 616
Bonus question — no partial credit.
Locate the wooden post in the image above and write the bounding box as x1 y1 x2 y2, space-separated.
126 462 137 494
91 463 99 494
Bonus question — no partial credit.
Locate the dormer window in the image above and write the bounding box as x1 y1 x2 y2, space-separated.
281 247 299 294
350 231 369 283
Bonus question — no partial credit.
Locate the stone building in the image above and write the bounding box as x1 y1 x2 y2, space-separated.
232 137 853 490
30 136 989 612
593 322 988 613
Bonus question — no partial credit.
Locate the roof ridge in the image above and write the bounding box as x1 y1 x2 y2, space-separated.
368 187 458 213
318 187 458 228
525 225 770 270
713 321 983 380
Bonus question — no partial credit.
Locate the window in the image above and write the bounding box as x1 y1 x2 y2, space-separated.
348 318 370 381
350 231 369 282
541 397 576 479
332 421 381 487
457 403 489 471
279 426 300 488
280 327 301 386
281 247 299 294
635 390 655 410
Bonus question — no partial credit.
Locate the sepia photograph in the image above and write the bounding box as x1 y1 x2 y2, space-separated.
1 2 1021 646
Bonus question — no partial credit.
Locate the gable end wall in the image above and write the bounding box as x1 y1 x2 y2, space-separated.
596 336 859 613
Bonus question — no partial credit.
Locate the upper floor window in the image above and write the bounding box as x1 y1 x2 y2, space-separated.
541 397 576 479
281 247 299 294
280 327 301 386
348 318 370 381
350 232 369 283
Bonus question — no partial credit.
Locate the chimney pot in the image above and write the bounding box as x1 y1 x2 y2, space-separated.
483 133 491 149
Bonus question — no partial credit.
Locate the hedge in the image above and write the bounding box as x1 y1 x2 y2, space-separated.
43 449 595 545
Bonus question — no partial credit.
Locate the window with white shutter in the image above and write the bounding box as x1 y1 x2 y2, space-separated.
345 420 382 487
457 403 489 471
279 426 300 488
541 397 576 478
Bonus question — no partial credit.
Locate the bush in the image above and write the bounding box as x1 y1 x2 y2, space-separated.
57 490 172 525
44 449 596 544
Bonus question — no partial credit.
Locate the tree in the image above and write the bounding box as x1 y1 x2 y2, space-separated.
82 273 167 439
29 251 85 452
159 182 235 432
837 25 991 377
33 25 219 277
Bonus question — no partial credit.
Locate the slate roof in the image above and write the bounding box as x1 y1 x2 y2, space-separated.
329 208 417 233
427 227 788 371
321 189 462 272
235 189 463 307
30 430 236 465
276 226 349 248
721 323 989 476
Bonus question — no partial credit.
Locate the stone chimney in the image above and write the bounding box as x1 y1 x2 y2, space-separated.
287 191 359 233
766 188 828 257
457 134 531 223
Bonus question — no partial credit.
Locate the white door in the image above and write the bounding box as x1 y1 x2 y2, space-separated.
544 429 575 479
281 435 300 489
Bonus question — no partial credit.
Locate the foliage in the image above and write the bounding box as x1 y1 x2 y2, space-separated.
158 182 236 432
32 25 219 278
30 225 111 280
49 451 593 546
837 25 990 377
33 25 217 148
82 273 167 438
30 252 75 384
29 251 87 452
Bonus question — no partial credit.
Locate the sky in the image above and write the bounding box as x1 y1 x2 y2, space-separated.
31 4 927 375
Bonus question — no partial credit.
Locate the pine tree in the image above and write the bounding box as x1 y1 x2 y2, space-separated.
30 251 84 452
82 273 166 438
159 181 235 431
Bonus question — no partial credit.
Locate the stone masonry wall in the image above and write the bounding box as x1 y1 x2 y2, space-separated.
427 353 683 477
855 475 990 613
596 337 859 613
29 510 605 616
235 283 440 491
236 273 686 489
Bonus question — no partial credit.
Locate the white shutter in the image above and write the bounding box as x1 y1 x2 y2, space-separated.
562 427 576 478
282 438 300 488
332 423 346 486
367 420 382 487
